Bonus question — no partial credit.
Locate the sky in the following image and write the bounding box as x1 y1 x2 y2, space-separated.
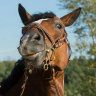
0 0 76 61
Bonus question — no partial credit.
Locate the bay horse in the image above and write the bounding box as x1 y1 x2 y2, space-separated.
0 4 81 96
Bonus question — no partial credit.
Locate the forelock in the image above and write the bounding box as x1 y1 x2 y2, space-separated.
31 12 56 22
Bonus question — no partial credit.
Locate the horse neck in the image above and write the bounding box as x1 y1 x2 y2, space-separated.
48 71 64 96
5 67 64 96
22 68 64 96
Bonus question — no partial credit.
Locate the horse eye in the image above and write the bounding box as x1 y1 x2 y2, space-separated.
56 24 62 29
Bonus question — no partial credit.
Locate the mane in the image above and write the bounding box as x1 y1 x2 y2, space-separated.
0 59 25 94
0 58 68 94
31 12 56 22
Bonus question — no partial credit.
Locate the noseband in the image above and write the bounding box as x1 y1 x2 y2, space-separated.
20 23 71 96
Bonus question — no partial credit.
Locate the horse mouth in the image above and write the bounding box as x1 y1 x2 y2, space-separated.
22 51 42 59
18 46 45 60
25 53 38 57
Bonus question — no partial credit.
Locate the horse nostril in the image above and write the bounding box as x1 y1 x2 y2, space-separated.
33 33 41 41
24 46 27 50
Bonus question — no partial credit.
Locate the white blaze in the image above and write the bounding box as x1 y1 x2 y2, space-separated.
33 18 48 24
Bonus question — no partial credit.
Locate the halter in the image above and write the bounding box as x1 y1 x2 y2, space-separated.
20 23 71 96
35 23 71 70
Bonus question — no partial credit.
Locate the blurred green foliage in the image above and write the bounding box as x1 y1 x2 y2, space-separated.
65 57 96 96
0 61 15 82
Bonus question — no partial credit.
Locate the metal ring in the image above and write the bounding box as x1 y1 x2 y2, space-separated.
43 64 49 71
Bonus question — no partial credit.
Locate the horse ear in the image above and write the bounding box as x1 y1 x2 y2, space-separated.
61 8 81 27
18 4 32 25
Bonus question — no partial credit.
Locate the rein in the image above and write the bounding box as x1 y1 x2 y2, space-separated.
20 23 71 96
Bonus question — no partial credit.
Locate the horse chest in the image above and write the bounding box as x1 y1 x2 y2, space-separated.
21 75 64 96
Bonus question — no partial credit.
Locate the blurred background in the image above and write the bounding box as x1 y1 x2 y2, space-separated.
0 0 96 96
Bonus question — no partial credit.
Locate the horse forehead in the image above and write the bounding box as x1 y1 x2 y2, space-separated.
33 18 49 24
33 17 61 25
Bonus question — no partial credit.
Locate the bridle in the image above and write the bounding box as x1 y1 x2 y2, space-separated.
19 22 71 96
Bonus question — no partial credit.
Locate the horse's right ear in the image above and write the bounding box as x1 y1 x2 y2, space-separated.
18 4 32 25
61 8 81 27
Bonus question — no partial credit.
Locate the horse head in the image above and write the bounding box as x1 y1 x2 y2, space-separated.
18 4 81 71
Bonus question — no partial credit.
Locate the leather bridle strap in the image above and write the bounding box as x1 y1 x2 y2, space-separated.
35 24 54 44
31 23 71 72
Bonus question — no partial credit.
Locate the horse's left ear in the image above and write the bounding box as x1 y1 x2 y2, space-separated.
18 4 32 25
61 8 81 27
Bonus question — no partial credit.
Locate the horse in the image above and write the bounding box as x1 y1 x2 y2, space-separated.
0 4 81 96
